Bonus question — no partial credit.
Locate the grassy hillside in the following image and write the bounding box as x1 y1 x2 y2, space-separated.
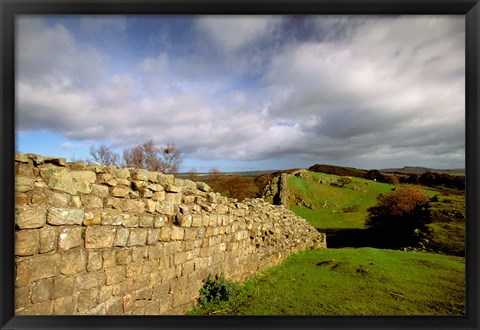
189 248 465 315
287 172 394 229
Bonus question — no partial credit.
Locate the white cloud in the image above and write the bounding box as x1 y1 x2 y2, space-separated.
195 16 279 53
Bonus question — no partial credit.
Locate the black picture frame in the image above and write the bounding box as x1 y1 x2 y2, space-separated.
1 1 479 329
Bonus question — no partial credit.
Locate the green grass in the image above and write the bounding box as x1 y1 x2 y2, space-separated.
188 248 465 315
288 172 394 229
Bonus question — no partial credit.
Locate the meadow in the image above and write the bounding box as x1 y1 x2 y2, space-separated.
189 169 465 315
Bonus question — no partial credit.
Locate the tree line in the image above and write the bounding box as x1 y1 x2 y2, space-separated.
89 140 182 174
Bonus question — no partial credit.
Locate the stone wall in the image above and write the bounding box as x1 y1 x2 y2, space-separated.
14 153 326 315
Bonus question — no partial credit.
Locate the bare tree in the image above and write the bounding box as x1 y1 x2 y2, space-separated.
89 145 120 166
123 140 182 174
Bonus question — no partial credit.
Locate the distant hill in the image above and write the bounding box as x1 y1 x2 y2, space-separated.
380 166 465 177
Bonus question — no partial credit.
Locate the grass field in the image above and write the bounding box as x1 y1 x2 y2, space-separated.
188 170 465 316
188 248 465 315
288 172 394 229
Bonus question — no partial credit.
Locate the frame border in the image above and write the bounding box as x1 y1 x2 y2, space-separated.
1 1 479 329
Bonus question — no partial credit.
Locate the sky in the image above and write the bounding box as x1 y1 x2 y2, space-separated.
15 15 465 172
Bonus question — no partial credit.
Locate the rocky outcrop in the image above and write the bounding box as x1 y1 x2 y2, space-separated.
14 153 326 315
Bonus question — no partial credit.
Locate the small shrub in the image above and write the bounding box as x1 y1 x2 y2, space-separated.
343 204 361 213
198 273 239 306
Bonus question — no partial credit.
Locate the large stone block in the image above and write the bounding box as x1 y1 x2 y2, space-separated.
47 208 84 225
75 271 106 291
85 226 116 249
39 226 57 253
47 168 77 195
123 199 145 213
31 278 53 303
77 288 99 312
60 249 87 276
83 210 102 226
71 171 97 183
111 185 130 198
92 184 109 198
114 228 130 247
165 192 182 204
80 194 103 208
58 226 83 250
75 181 92 194
16 254 61 286
16 207 47 229
127 228 147 246
53 295 75 315
87 251 103 272
15 229 40 256
15 176 34 193
16 300 54 315
53 275 75 299
105 265 126 285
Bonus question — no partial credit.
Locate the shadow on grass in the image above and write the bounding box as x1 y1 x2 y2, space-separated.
320 228 405 249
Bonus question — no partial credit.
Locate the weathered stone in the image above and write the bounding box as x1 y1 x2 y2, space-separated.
127 228 147 246
122 199 145 213
47 208 84 225
77 288 99 312
58 226 83 250
115 249 132 265
105 298 123 315
31 189 47 206
154 215 167 228
16 176 35 193
60 249 87 276
68 162 87 171
130 169 149 181
102 249 117 268
165 192 182 204
166 184 181 193
145 200 157 213
15 153 31 163
83 210 102 226
160 227 172 241
177 214 192 227
147 183 163 192
156 202 174 215
70 196 82 208
158 174 175 186
171 227 184 240
80 194 103 209
113 168 131 180
15 285 31 309
105 265 126 285
147 228 161 244
47 168 77 195
92 184 109 198
151 190 166 201
16 207 47 229
99 285 113 303
196 182 211 192
98 173 116 186
71 171 97 183
87 251 103 272
106 197 123 210
121 214 139 228
44 156 67 167
39 226 57 253
139 214 154 227
114 228 130 246
15 229 40 256
31 278 53 303
75 271 105 291
111 185 130 198
75 181 92 194
16 300 54 315
85 226 116 249
16 254 61 286
53 295 75 315
52 276 75 299
44 190 70 208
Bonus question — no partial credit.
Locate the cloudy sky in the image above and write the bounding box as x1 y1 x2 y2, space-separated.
16 15 465 172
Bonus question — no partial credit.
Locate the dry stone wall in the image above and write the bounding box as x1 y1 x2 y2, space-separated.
14 153 326 315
